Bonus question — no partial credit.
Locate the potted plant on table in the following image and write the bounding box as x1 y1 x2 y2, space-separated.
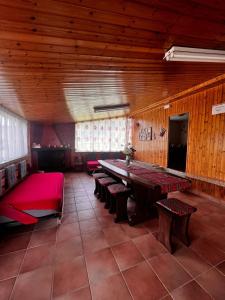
122 143 136 166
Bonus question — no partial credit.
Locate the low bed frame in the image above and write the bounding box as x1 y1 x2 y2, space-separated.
0 160 64 225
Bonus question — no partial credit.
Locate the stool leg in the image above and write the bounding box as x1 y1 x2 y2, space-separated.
102 186 108 203
96 181 101 199
94 179 98 195
99 185 105 202
104 189 110 209
109 194 116 214
173 215 191 246
114 194 128 223
157 208 174 253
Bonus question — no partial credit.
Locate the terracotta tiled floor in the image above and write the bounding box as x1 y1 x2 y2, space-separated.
0 172 225 300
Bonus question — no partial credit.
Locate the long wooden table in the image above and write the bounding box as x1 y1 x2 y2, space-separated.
98 159 191 225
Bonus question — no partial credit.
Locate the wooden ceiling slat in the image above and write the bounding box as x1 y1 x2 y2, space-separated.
1 1 225 43
0 5 168 43
0 31 163 54
0 0 169 32
0 22 165 50
64 0 225 24
0 0 225 122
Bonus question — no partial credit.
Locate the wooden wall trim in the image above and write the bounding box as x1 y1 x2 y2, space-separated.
129 73 225 117
187 174 225 188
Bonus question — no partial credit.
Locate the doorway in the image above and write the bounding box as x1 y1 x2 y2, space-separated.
167 113 189 172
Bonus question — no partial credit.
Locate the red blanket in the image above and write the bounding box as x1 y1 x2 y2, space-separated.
0 173 64 224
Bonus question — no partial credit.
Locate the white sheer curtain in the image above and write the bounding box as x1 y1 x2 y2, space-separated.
75 117 132 152
0 106 28 164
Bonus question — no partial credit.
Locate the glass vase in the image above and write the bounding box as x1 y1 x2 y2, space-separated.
126 155 131 167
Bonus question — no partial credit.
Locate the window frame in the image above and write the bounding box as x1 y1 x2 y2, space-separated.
75 117 131 152
0 106 28 165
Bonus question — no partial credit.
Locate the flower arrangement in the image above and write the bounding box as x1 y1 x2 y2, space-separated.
122 143 136 166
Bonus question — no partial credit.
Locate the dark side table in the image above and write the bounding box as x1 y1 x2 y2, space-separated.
156 198 197 253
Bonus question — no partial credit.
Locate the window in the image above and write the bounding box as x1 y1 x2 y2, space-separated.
0 106 28 164
75 117 131 152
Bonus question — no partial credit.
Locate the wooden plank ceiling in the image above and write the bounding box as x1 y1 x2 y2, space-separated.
0 0 225 122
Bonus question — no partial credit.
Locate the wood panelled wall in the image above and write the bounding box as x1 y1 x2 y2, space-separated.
132 80 225 202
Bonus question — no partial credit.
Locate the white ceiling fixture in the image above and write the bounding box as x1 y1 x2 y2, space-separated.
164 46 225 63
93 103 130 112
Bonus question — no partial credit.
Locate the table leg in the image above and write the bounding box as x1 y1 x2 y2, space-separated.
128 182 160 226
157 208 174 253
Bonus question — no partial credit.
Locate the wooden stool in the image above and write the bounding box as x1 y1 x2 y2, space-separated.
107 183 131 223
156 198 197 253
98 177 117 202
92 172 109 196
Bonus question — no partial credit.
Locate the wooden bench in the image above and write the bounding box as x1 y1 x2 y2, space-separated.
156 198 197 253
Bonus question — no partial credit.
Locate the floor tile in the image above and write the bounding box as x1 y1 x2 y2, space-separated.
78 209 96 221
216 261 225 275
205 232 225 252
63 198 75 204
63 204 77 213
56 222 80 242
149 253 191 291
121 223 148 238
0 233 31 255
143 218 159 233
188 220 216 241
196 268 225 300
54 236 83 263
0 250 25 280
54 286 91 300
161 295 173 300
21 244 54 273
82 231 109 253
133 233 167 259
103 226 130 246
85 248 119 283
111 240 144 271
29 227 57 248
90 199 103 208
53 256 88 297
94 207 111 217
174 246 211 277
11 266 52 300
91 273 132 300
74 197 89 203
74 192 87 197
123 261 167 300
79 218 101 234
0 277 16 300
190 237 225 265
97 215 116 228
63 202 76 210
171 280 211 300
61 212 78 225
76 202 93 211
1 173 225 300
34 218 58 231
